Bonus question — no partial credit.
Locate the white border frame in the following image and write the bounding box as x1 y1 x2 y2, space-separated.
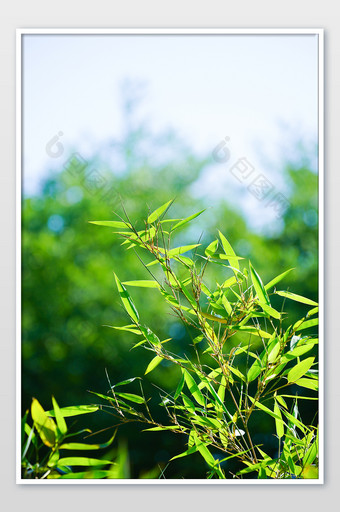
16 28 324 485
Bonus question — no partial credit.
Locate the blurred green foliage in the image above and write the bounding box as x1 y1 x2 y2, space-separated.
22 106 318 477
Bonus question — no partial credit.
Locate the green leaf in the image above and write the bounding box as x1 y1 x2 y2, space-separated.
234 325 272 338
261 304 281 320
222 276 238 289
276 291 318 306
105 325 141 335
295 318 319 332
205 239 219 257
143 425 182 432
59 433 117 451
171 209 206 231
264 269 294 291
248 397 282 421
147 199 174 224
302 465 319 479
294 378 318 391
174 372 185 400
170 445 198 461
122 280 160 289
303 435 318 467
48 470 117 479
282 410 307 433
249 262 270 306
52 396 67 437
31 398 57 447
183 369 205 406
267 340 281 364
181 394 196 414
274 398 284 438
218 231 240 271
57 457 113 467
145 355 163 375
88 220 132 229
139 326 162 348
164 244 201 258
287 357 315 383
227 366 246 382
46 405 99 417
114 273 139 323
247 358 265 382
307 306 318 317
111 377 141 389
114 392 145 404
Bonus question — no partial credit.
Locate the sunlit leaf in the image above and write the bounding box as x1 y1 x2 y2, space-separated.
218 231 240 271
89 220 132 229
114 273 139 323
46 405 99 417
52 396 67 438
249 262 270 306
147 199 174 224
163 244 201 258
274 398 284 438
57 457 113 467
294 378 318 391
31 398 57 447
114 392 145 404
183 369 205 406
122 280 160 289
205 239 219 257
145 355 163 375
248 397 282 421
264 269 294 291
276 291 318 306
287 357 315 383
294 318 318 332
59 432 117 451
171 209 206 231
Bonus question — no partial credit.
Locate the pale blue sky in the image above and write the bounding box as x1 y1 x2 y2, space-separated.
22 33 319 230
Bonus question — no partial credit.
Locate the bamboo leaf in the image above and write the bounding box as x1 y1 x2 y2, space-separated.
59 433 116 451
174 372 185 400
89 220 131 229
276 291 318 307
294 378 318 391
248 397 282 421
114 392 145 404
145 355 163 375
52 396 67 438
274 398 284 438
183 369 205 406
105 325 141 335
287 357 315 383
164 244 201 258
264 269 294 291
170 445 198 461
57 457 113 467
171 209 206 231
147 199 174 224
294 318 318 332
205 239 219 257
218 231 240 271
46 405 99 417
249 262 270 306
122 280 160 289
31 398 57 447
114 273 139 323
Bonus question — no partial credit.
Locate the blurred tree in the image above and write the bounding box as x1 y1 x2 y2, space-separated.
22 95 318 476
